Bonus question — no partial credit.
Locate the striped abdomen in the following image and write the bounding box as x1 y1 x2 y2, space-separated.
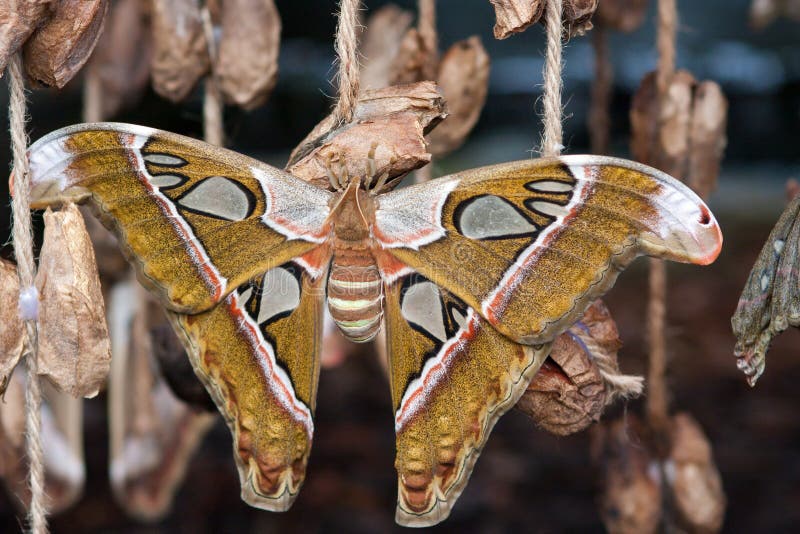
327 245 383 342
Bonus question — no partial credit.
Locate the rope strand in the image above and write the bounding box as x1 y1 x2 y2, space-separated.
541 0 564 157
418 0 438 80
588 23 612 155
647 0 678 442
8 52 48 534
332 0 362 124
202 7 224 146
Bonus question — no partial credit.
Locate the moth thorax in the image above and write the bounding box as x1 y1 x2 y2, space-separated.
327 249 383 343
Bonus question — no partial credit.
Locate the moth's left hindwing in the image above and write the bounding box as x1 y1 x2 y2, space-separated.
384 271 550 527
169 260 326 511
26 123 333 313
375 155 723 345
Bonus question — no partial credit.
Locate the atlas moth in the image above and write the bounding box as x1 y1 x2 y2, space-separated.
21 122 722 526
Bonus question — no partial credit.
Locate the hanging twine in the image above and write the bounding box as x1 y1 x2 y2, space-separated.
332 0 361 124
540 0 564 158
83 61 103 123
646 0 678 440
201 7 224 147
656 0 677 94
414 0 437 184
8 53 48 534
588 23 612 155
570 328 644 402
418 0 438 80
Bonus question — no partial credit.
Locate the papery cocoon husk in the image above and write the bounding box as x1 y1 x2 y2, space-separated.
107 282 214 520
22 0 108 88
360 5 414 90
666 414 726 533
631 70 694 179
631 70 727 192
592 418 662 534
516 342 606 436
213 0 281 110
750 0 800 28
489 0 598 39
688 81 728 200
287 82 446 190
630 72 660 166
35 203 111 398
0 369 86 514
596 0 648 33
428 37 490 156
150 0 209 102
0 0 55 75
0 259 25 393
40 380 86 513
86 0 152 119
390 28 438 85
517 300 624 435
657 70 695 179
489 0 545 39
562 0 599 37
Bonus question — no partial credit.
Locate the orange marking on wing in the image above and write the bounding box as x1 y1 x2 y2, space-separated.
375 250 412 283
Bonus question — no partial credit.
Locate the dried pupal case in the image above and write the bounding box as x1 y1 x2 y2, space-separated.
489 0 545 39
213 0 281 109
516 328 606 435
666 413 726 533
427 37 490 156
287 81 446 190
489 0 599 39
150 0 209 102
23 0 109 88
0 368 86 514
390 27 438 85
631 70 728 196
688 82 728 200
517 300 639 435
360 7 489 157
85 0 152 119
108 281 215 520
0 259 25 393
35 202 111 398
592 417 663 534
596 0 649 33
0 0 55 75
750 0 800 29
360 5 414 90
732 193 800 385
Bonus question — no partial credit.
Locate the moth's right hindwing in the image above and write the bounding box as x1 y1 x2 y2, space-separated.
383 270 550 527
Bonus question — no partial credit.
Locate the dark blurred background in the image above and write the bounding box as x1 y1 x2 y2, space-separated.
2 0 800 532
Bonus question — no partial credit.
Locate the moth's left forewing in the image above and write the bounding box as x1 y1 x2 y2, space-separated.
375 156 722 345
168 259 327 511
383 272 550 527
26 123 333 313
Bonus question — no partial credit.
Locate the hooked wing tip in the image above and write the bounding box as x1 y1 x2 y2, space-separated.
692 203 723 265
